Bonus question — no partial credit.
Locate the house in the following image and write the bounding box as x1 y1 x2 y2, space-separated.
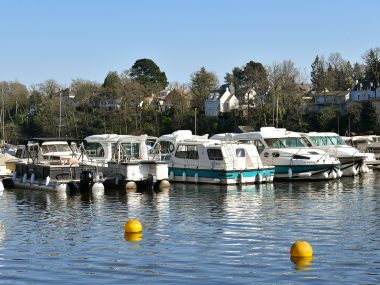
205 84 239 117
307 90 349 113
350 80 380 112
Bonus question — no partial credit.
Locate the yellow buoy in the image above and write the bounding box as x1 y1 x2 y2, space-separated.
124 219 143 233
290 240 313 257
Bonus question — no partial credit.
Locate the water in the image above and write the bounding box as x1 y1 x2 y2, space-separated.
1 172 380 284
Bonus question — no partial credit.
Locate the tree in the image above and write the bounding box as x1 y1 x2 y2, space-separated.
311 55 328 92
129 58 168 91
102 71 122 96
360 100 378 134
362 48 380 83
189 67 219 113
267 60 301 129
225 61 269 126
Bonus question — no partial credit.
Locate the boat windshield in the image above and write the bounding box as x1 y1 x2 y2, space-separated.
41 144 72 154
310 136 346 146
264 137 307 148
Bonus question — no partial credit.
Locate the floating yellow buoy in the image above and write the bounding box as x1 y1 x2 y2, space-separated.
290 240 313 257
124 219 143 233
124 232 143 242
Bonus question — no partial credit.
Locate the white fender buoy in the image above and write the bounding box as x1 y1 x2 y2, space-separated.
92 182 105 195
30 173 35 184
256 173 263 183
323 171 329 179
288 168 293 179
56 183 68 192
126 181 137 189
0 181 4 196
159 180 170 190
12 172 16 181
337 169 343 178
169 171 174 181
22 173 27 183
182 171 186 182
330 170 337 179
194 173 199 184
240 173 245 184
352 166 358 176
45 176 50 186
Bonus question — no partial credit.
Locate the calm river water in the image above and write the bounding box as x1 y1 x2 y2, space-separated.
1 171 380 284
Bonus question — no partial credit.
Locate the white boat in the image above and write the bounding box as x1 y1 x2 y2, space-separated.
166 136 274 184
343 135 380 168
300 132 368 176
211 127 341 180
84 134 169 189
11 138 104 193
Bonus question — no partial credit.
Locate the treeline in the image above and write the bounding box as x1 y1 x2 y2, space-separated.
0 49 379 144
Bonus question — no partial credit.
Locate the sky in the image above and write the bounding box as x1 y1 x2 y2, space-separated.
1 0 379 88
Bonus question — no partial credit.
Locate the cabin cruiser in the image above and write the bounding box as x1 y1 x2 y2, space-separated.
11 138 102 192
211 127 341 180
162 136 274 184
83 134 169 189
299 132 368 176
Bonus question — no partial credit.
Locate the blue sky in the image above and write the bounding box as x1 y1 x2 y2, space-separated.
1 0 379 87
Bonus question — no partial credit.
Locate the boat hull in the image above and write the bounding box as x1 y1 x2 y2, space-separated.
168 167 275 184
273 164 339 180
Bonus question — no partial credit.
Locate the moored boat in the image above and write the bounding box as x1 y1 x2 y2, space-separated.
167 136 274 184
300 132 368 176
84 134 169 189
211 127 341 180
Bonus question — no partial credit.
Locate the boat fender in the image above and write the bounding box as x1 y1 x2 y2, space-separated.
182 171 186 182
0 181 4 196
92 182 104 195
352 166 358 176
31 173 35 184
256 173 263 183
323 171 329 179
12 171 16 181
22 173 27 183
56 183 68 192
169 171 174 181
45 176 50 186
194 173 199 183
288 168 293 179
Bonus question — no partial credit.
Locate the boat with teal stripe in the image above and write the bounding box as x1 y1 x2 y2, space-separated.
152 131 274 184
211 127 341 180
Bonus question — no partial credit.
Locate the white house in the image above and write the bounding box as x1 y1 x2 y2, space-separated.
205 84 239 117
350 80 380 112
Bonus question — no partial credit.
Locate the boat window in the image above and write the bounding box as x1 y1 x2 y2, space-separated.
328 136 346 146
85 142 105 157
174 145 199 159
207 148 223 160
301 137 313 147
236 148 245 157
120 142 141 158
238 139 265 153
158 141 175 154
264 138 286 148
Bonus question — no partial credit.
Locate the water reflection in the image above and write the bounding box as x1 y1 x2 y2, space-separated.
1 172 380 284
